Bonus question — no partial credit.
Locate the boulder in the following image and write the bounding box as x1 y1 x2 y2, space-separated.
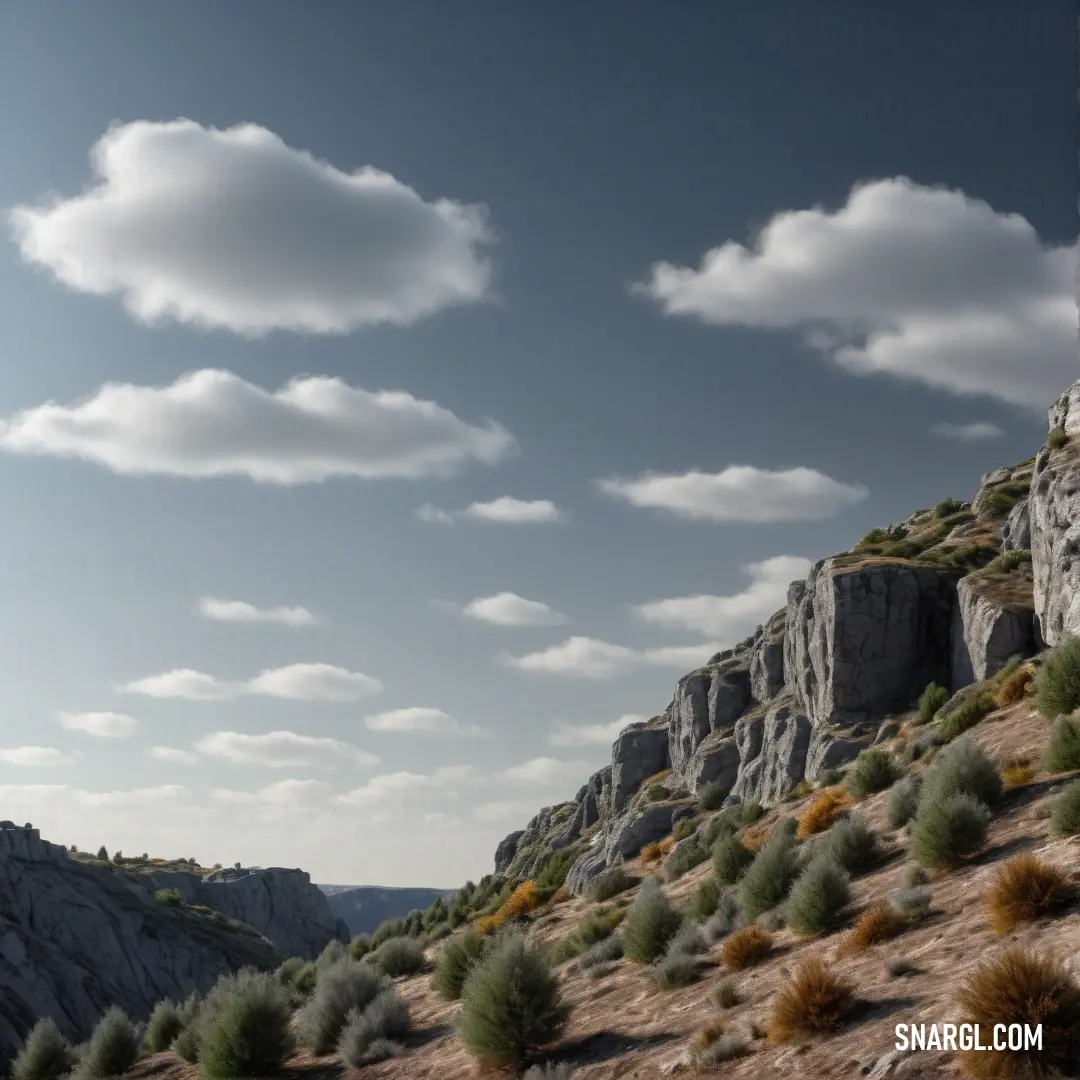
804 730 868 781
1048 377 1080 437
950 570 1035 689
494 831 524 874
680 730 740 796
609 722 670 814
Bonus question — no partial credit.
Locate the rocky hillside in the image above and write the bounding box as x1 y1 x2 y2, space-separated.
318 884 451 937
0 828 349 1066
492 379 1080 900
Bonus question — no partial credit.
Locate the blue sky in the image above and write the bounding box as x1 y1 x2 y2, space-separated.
0 1 1073 886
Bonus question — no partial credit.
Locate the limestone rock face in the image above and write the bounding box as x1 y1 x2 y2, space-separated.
730 699 812 803
609 722 670 814
950 571 1035 689
0 827 282 1069
681 730 740 795
1030 392 1080 646
749 611 787 702
784 558 955 728
494 831 524 874
1002 497 1031 551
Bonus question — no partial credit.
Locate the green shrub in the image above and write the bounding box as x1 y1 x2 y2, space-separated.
939 692 996 742
579 935 623 970
816 767 843 788
154 888 183 906
295 959 390 1054
370 918 405 948
1045 716 1080 772
662 836 710 882
918 735 1002 810
587 867 637 902
1049 426 1068 450
275 957 305 987
689 877 721 921
349 935 372 961
786 856 851 936
988 550 1032 575
886 775 922 829
316 939 347 969
918 682 950 724
1051 780 1080 837
911 793 990 868
549 907 625 964
535 848 579 893
1036 637 1080 719
198 972 293 1080
368 936 426 978
738 829 799 921
336 988 411 1067
820 813 879 874
456 931 569 1068
712 833 754 885
935 497 963 518
433 930 487 1000
650 953 699 989
293 963 318 996
145 1000 183 1053
621 878 682 963
12 1018 73 1080
646 784 670 802
699 782 729 811
728 799 763 826
704 890 741 944
845 748 902 798
667 921 708 957
672 818 697 842
75 1007 140 1079
523 1063 574 1080
170 996 202 1063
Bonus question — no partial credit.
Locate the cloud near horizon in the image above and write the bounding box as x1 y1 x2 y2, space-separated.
502 757 592 785
194 730 379 768
119 663 383 702
0 747 76 767
198 597 318 626
57 711 139 738
364 707 482 737
503 636 722 679
461 592 567 627
931 421 1004 442
0 370 515 484
599 466 867 522
549 714 646 747
9 119 494 335
636 176 1075 410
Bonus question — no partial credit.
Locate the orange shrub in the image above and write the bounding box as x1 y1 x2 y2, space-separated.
843 904 904 954
996 666 1035 708
1001 755 1035 790
741 823 772 852
986 854 1070 935
552 885 571 905
768 956 856 1043
721 925 772 970
641 841 663 864
474 880 543 937
797 787 854 838
658 837 677 855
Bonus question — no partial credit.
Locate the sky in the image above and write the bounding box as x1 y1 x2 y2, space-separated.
0 1 1074 888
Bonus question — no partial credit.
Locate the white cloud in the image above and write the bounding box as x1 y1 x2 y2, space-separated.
212 789 257 804
119 669 233 701
75 785 188 808
461 592 567 627
364 707 481 737
633 555 811 638
636 177 1075 410
502 757 591 785
416 497 563 525
931 421 1004 442
503 636 722 679
246 663 382 702
57 711 139 738
150 746 199 764
9 118 494 335
473 801 531 824
549 714 646 747
336 772 430 805
0 747 74 767
423 812 459 828
198 597 318 627
433 764 479 783
0 370 515 484
599 466 867 522
254 779 330 806
194 730 379 768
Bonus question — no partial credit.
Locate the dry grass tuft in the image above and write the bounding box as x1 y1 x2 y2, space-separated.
956 947 1080 1078
640 842 663 864
721 925 772 970
767 955 856 1043
551 885 571 905
843 904 906 954
741 823 772 852
996 666 1034 708
797 787 854 838
985 854 1071 935
475 880 543 936
1001 755 1035 790
695 1017 728 1051
658 836 678 855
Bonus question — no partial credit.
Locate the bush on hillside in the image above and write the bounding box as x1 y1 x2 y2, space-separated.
712 833 754 885
768 956 856 1042
456 931 569 1069
911 793 990 869
587 867 637 903
997 666 1034 707
845 748 902 799
535 848 579 893
75 1007 140 1079
295 959 390 1054
843 904 905 954
145 1000 183 1053
985 854 1070 935
1045 716 1080 773
918 681 950 724
720 924 772 970
1051 780 1080 836
550 907 626 964
956 947 1080 1079
1049 426 1069 450
786 855 851 936
433 930 487 1000
11 1018 73 1080
935 497 963 518
712 980 740 1009
940 692 996 742
368 935 426 977
672 817 698 842
689 876 721 921
349 935 372 961
316 939 347 969
650 952 699 990
797 787 853 838
336 988 411 1068
886 775 922 829
667 921 708 957
699 781 729 811
662 835 710 882
522 1064 574 1080
198 972 294 1080
620 878 682 963
919 736 1002 810
275 957 305 987
1001 754 1035 790
703 890 741 944
820 813 880 874
1035 636 1080 719
738 829 799 920
579 935 623 970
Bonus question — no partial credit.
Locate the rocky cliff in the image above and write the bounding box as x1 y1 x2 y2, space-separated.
495 379 1079 895
0 826 284 1068
317 884 451 937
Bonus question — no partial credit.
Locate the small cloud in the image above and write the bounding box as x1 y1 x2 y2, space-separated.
473 801 531 824
415 504 457 524
194 730 378 768
75 785 188 808
212 789 256 804
150 746 199 765
503 636 722 679
57 711 139 737
433 764 479 783
549 714 645 747
256 779 330 806
0 746 75 767
245 663 382 702
119 668 233 701
599 466 867 522
463 498 563 524
462 592 566 627
423 811 459 828
931 421 1004 442
198 597 318 627
502 757 591 785
364 707 481 737
336 772 430 805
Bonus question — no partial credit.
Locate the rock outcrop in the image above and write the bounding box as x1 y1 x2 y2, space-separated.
493 832 524 874
608 722 669 814
317 885 451 938
950 569 1035 688
0 826 282 1068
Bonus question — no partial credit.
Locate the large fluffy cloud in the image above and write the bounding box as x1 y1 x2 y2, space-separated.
9 119 494 335
0 370 514 484
599 466 867 522
119 669 233 701
198 597 318 627
57 711 139 737
503 636 722 679
194 730 378 768
462 592 567 627
636 177 1074 410
633 555 811 637
364 707 481 737
502 757 591 785
0 747 75 767
120 662 382 702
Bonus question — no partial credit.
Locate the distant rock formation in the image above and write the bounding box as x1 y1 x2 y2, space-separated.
317 884 451 937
